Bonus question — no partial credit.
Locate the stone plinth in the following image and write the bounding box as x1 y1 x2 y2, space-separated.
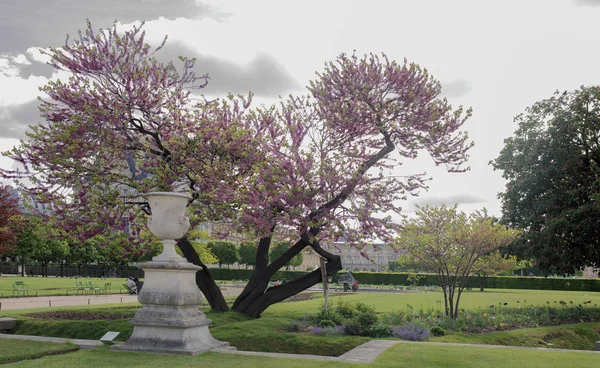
112 259 229 355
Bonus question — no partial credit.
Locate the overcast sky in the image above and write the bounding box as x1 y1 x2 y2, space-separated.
1 0 600 218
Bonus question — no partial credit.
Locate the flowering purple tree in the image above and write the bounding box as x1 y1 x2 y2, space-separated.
1 22 473 317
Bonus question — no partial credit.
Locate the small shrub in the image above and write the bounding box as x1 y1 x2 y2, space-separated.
334 299 356 319
356 311 378 330
284 320 305 332
355 302 375 314
368 324 393 338
343 321 363 336
430 326 446 336
311 325 344 335
314 307 343 326
319 319 337 328
392 322 431 341
380 311 406 326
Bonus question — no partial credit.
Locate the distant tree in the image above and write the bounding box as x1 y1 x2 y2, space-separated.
471 250 518 291
69 238 101 276
238 241 257 268
11 217 41 276
208 241 238 267
0 185 21 255
396 206 520 318
492 86 600 274
269 241 303 270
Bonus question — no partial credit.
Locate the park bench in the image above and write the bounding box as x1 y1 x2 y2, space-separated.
12 281 28 296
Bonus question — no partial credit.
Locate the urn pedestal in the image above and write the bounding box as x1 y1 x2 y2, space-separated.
113 192 229 355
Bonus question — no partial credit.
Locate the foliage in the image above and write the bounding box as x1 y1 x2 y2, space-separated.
391 322 431 341
395 206 520 318
492 86 600 274
208 241 238 267
269 241 303 269
238 241 257 267
0 184 21 255
472 250 518 291
430 326 446 336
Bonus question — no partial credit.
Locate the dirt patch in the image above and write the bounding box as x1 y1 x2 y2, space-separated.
25 311 135 320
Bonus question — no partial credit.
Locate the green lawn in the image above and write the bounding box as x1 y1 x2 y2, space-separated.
264 288 600 316
0 339 77 364
0 276 130 297
3 342 599 368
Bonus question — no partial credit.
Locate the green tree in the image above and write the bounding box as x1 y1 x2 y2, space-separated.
0 184 21 255
492 86 600 274
208 241 238 267
471 250 518 291
396 206 520 318
238 241 257 268
270 241 303 270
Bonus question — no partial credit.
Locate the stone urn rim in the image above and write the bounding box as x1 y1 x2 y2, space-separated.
143 191 193 201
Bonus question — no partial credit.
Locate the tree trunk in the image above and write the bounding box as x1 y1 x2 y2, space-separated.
232 232 342 318
176 236 229 312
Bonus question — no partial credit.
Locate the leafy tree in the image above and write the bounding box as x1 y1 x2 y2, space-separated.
208 241 238 267
2 21 473 317
396 206 520 318
0 184 21 255
68 238 100 276
471 250 518 291
269 241 303 270
238 241 257 268
492 86 600 274
10 217 41 276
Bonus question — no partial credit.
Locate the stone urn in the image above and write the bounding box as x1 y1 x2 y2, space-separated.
145 192 191 262
113 191 230 355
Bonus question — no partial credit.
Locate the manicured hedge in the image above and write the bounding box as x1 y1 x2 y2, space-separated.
210 268 600 292
210 268 310 282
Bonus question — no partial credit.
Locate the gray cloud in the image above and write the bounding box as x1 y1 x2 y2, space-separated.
441 79 472 98
408 194 486 211
0 0 224 53
157 42 301 97
0 53 54 78
0 100 41 139
573 0 600 6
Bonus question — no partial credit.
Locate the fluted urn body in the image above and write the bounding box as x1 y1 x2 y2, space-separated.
144 192 191 262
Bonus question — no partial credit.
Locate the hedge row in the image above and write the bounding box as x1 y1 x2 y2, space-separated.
209 268 600 292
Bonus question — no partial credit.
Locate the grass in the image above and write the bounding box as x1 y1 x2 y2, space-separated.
375 342 600 368
0 276 130 297
3 342 600 367
0 339 77 364
431 322 600 350
264 288 600 315
3 288 600 362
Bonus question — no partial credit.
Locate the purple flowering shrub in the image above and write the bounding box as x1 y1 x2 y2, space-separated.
391 322 431 341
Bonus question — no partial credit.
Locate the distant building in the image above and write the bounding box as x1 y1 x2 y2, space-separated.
583 266 599 278
300 237 402 272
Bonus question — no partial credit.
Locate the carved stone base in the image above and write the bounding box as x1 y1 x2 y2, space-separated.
112 259 230 355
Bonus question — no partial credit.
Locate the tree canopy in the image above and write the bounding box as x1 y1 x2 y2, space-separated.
207 241 238 267
492 86 600 274
396 206 520 318
0 184 21 255
1 21 473 317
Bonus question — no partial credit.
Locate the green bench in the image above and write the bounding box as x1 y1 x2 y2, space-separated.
12 281 28 296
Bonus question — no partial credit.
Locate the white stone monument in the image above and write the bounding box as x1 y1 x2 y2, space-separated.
113 192 229 355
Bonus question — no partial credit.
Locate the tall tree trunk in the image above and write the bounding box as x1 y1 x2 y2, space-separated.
176 236 229 312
